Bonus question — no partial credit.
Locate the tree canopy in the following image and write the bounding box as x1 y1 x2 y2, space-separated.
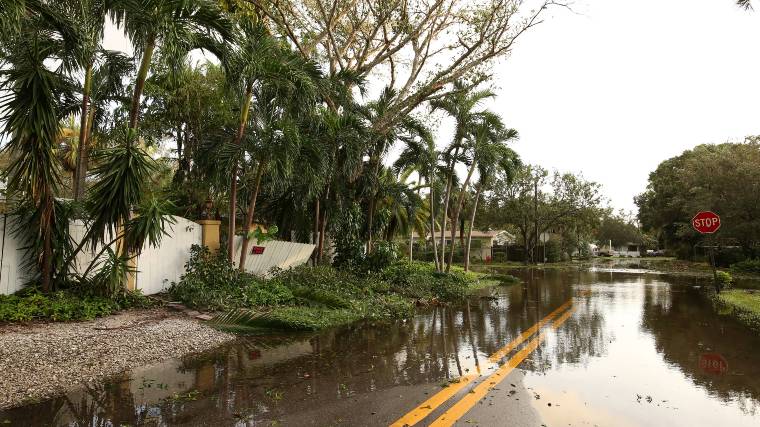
636 139 760 259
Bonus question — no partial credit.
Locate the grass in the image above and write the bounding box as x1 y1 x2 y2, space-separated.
715 289 760 332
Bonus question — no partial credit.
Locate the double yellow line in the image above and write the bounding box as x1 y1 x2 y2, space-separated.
390 299 576 427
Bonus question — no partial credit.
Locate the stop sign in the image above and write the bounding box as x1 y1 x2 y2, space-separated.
692 211 721 234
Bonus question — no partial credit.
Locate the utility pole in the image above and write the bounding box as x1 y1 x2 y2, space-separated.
533 177 538 265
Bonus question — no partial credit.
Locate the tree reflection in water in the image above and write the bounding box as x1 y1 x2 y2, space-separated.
2 270 760 425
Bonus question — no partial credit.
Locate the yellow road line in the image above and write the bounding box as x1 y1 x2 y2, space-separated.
388 374 478 427
487 299 573 364
389 299 573 427
428 307 578 427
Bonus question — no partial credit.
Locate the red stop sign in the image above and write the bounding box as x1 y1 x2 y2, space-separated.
699 353 728 375
692 211 721 234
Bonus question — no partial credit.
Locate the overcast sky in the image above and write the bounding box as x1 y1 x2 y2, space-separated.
102 0 760 213
489 0 760 212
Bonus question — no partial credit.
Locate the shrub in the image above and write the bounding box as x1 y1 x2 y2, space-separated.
0 289 150 323
380 261 473 301
714 247 746 267
365 241 399 271
545 240 562 263
331 203 366 269
716 271 733 290
731 259 760 274
243 281 294 306
168 245 261 310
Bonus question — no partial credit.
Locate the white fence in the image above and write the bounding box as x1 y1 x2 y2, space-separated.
134 216 202 295
0 215 27 295
233 236 315 276
0 214 317 295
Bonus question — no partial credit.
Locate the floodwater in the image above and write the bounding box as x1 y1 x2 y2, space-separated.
3 269 760 426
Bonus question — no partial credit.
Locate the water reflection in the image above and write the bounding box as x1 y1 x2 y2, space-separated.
640 281 760 415
2 270 760 426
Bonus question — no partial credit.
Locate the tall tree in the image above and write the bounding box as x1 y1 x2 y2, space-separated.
363 87 430 253
480 165 602 264
636 140 760 259
430 82 495 270
72 50 133 198
250 0 561 136
220 18 321 262
394 132 439 266
463 124 519 271
56 0 109 201
0 2 79 291
109 0 232 131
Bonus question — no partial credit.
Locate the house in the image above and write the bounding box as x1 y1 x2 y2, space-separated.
599 241 642 257
410 230 515 260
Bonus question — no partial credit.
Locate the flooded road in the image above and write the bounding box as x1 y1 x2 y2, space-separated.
3 269 760 426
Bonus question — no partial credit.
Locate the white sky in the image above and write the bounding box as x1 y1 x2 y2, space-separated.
101 0 760 213
487 0 760 212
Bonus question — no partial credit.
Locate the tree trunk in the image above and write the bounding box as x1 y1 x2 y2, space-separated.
40 191 54 292
76 106 96 197
73 63 93 201
176 125 183 161
367 195 375 253
464 184 482 272
459 216 465 247
129 34 156 130
312 198 320 264
317 185 330 263
318 209 328 262
227 83 254 260
533 178 539 264
239 160 266 270
429 169 439 271
366 157 382 254
446 160 476 272
439 147 460 269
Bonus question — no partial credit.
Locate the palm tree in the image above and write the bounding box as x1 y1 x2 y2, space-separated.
430 82 496 270
309 103 368 262
0 3 79 291
738 1 752 10
109 0 232 131
363 87 430 253
72 50 133 198
55 0 108 201
237 79 320 269
394 133 439 266
463 125 520 271
220 17 320 262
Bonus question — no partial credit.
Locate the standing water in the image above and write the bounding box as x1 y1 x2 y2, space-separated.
2 269 760 426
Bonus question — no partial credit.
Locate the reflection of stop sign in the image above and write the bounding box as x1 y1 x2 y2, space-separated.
692 211 721 234
700 353 728 375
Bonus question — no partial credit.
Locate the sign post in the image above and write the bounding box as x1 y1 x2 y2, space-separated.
692 211 722 293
